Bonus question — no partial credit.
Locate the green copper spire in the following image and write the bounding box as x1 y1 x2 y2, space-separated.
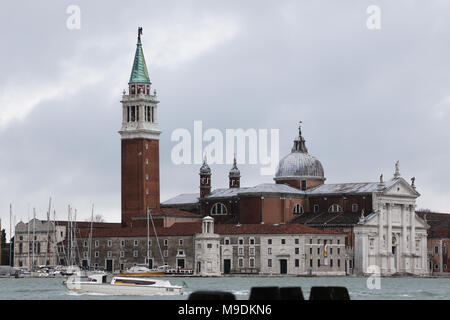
129 27 151 84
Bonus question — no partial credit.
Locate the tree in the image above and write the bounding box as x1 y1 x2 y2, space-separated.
85 214 105 223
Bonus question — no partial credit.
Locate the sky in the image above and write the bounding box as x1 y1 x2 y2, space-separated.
1 0 450 239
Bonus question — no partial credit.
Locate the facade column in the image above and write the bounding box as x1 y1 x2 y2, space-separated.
137 104 144 129
387 203 392 273
378 205 384 271
410 205 416 273
153 106 157 124
401 204 408 272
122 104 127 130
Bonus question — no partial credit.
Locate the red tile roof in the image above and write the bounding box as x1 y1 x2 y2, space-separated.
215 223 344 235
76 221 342 238
132 208 202 219
416 211 450 238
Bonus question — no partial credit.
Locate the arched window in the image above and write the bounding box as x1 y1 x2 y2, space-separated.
328 204 343 213
293 203 304 214
210 203 227 215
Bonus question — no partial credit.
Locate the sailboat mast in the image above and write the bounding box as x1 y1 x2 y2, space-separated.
74 209 78 266
89 204 94 268
146 208 150 266
32 208 36 270
27 205 30 271
67 205 71 266
9 203 14 267
45 197 51 266
148 208 165 266
9 204 12 267
53 210 58 265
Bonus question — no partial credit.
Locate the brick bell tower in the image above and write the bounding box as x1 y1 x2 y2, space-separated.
119 28 160 227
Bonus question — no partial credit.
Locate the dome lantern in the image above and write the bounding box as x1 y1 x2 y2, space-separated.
274 122 325 190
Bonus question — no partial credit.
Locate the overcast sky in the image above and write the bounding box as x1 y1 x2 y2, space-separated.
1 1 450 238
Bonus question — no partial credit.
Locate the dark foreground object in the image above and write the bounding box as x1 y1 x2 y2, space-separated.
188 286 349 300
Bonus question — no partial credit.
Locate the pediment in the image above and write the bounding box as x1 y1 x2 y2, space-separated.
382 178 420 198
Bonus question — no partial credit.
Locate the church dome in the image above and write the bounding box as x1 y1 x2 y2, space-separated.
274 124 325 181
275 152 324 180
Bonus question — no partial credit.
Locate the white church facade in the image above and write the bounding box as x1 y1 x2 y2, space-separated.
354 173 429 276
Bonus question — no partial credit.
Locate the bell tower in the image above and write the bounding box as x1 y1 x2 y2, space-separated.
228 155 240 188
199 156 211 198
119 28 161 227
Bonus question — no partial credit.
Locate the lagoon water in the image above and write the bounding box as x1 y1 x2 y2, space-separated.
0 276 449 300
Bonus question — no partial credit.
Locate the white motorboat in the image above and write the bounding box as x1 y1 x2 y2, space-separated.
65 274 184 295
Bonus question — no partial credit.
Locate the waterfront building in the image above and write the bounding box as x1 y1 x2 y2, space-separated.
164 127 430 276
0 220 2 265
13 28 445 277
14 219 65 268
417 211 450 275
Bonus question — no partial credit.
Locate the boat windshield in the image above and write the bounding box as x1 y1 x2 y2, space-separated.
114 278 156 285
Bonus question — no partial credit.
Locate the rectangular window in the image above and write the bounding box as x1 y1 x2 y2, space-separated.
107 251 112 258
95 241 99 247
164 239 169 246
330 259 333 267
179 239 183 246
120 240 125 247
301 180 307 191
310 259 313 267
107 240 112 247
268 239 272 245
268 259 272 268
239 238 244 245
249 258 255 268
164 250 168 257
338 248 341 255
281 239 286 245
95 251 99 258
238 258 244 268
295 248 299 254
120 251 124 258
268 248 272 255
249 247 255 255
134 240 139 246
295 239 299 245
250 238 255 245
83 241 88 247
317 259 321 267
295 259 300 267
434 246 439 254
314 205 319 213
238 247 244 255
207 243 212 249
133 250 138 257
317 248 320 254
310 247 313 255
338 259 341 268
